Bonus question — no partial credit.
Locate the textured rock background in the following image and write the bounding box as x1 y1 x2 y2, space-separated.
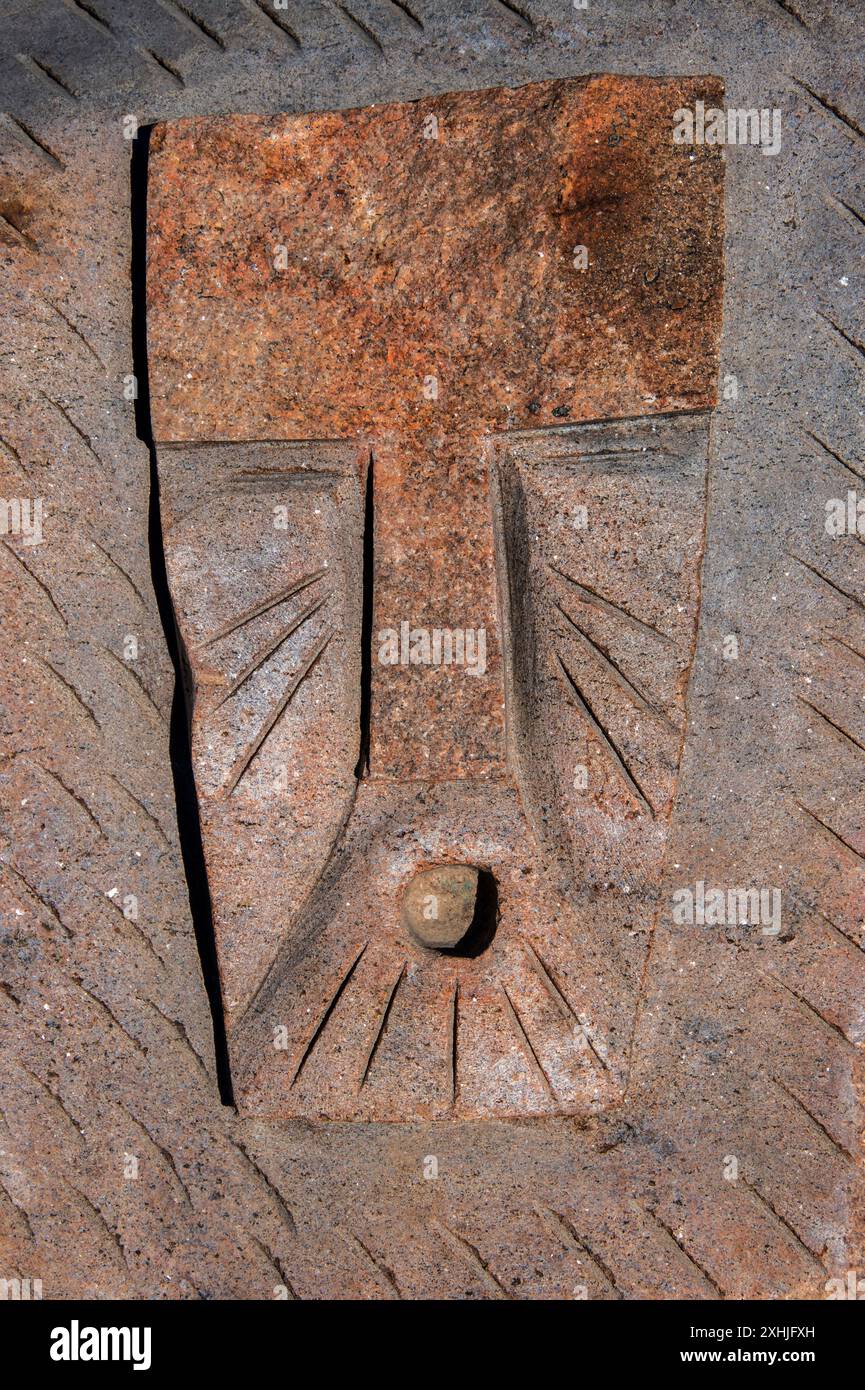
0 0 863 1297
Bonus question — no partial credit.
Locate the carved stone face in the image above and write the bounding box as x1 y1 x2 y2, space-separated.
147 75 724 1120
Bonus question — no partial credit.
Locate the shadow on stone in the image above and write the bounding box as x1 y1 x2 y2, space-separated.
444 869 499 958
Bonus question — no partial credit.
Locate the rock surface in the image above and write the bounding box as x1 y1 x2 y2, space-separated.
148 79 723 1124
0 0 862 1299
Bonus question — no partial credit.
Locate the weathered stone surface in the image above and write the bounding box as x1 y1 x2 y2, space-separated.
148 75 724 783
147 76 724 442
0 0 862 1301
148 77 724 1122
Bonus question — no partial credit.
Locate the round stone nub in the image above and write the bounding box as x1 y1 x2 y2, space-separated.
402 865 479 950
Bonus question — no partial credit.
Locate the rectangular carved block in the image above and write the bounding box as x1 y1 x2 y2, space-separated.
148 76 724 1120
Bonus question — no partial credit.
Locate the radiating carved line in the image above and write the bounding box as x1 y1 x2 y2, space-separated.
793 78 865 144
342 1230 402 1298
33 760 104 837
61 0 114 36
388 0 424 30
542 446 668 466
96 883 168 972
142 997 209 1075
119 1103 193 1206
489 0 534 25
556 655 655 817
17 54 79 100
805 430 865 485
1 113 65 168
113 915 169 975
0 1180 35 1245
267 1249 299 1301
42 297 103 366
40 391 101 462
797 801 865 873
769 0 810 30
793 555 865 617
105 772 172 848
0 202 37 250
640 1205 726 1297
213 592 328 711
247 1233 298 1298
39 657 102 731
333 2 384 52
234 465 344 481
534 1207 623 1295
522 940 608 1071
549 564 674 645
358 963 404 1089
0 209 37 249
522 940 580 1021
225 627 333 794
229 1136 297 1236
0 861 70 935
140 47 185 86
772 1074 857 1163
71 978 148 1057
828 633 865 668
63 1179 130 1268
509 407 714 440
827 193 865 231
500 985 554 1099
100 647 165 725
2 545 67 626
291 943 367 1086
432 1221 511 1299
248 0 301 46
798 695 865 760
0 982 20 1007
88 537 148 606
196 567 326 649
739 1177 826 1269
760 967 859 1049
815 909 864 953
16 1060 84 1143
819 311 865 363
155 0 226 47
555 602 679 732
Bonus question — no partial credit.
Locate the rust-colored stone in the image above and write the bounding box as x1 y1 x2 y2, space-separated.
148 76 725 1122
148 76 724 442
148 75 724 781
1 0 863 1304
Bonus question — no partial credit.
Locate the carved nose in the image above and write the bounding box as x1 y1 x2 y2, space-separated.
402 864 480 950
